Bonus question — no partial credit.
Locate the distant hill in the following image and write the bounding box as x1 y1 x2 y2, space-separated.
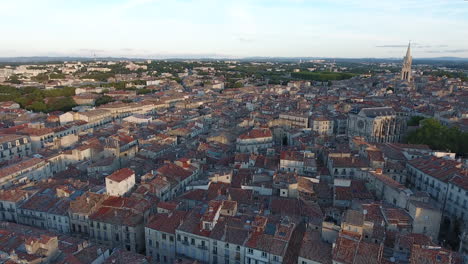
0 56 467 64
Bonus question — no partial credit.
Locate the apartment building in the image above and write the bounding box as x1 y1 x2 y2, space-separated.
236 128 273 153
145 211 188 263
0 158 51 188
0 134 32 162
88 196 151 254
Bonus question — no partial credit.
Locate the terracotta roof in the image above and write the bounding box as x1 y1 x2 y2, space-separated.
408 156 463 183
410 245 463 264
299 228 332 263
238 128 272 140
0 158 45 179
106 168 135 182
146 211 188 234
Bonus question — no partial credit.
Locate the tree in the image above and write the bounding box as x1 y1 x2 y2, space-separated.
32 73 49 83
233 81 243 88
46 97 76 112
407 116 425 126
406 118 468 156
6 75 21 84
95 95 115 106
137 89 151 95
26 101 47 112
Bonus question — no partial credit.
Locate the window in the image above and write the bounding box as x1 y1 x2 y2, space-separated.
162 233 166 240
191 238 195 245
247 249 253 255
261 252 267 258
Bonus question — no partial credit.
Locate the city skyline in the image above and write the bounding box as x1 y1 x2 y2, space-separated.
1 0 467 58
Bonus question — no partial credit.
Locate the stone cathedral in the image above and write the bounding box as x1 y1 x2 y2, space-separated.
348 107 405 143
401 42 412 82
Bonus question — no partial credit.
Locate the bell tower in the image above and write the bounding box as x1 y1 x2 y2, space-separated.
401 42 412 82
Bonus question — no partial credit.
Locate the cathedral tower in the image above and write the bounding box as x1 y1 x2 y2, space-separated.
401 42 412 82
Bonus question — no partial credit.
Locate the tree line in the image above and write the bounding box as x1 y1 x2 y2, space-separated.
406 118 468 157
0 85 77 113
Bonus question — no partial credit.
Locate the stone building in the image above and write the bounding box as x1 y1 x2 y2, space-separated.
401 42 412 82
348 107 405 143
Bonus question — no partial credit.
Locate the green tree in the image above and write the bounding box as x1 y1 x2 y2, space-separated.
406 118 468 156
7 75 21 84
27 101 47 112
95 95 115 106
32 73 49 83
407 116 425 126
137 89 151 95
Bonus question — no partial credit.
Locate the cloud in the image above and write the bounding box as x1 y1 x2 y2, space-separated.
376 45 408 48
79 49 105 53
443 49 468 53
425 49 468 53
237 37 254 43
376 43 450 49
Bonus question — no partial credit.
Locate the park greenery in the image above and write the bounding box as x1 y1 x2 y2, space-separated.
291 71 357 81
406 118 468 156
423 70 468 82
0 85 77 112
95 95 115 106
407 116 426 126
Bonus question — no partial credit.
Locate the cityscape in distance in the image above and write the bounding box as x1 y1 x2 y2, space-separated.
0 1 467 264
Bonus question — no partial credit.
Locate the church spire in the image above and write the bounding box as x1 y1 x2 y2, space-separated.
406 41 411 58
401 41 412 82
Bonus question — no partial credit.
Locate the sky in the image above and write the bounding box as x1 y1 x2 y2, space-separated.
0 0 467 58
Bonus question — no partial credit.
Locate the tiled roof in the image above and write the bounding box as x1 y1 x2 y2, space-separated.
410 245 463 264
0 158 45 179
106 168 135 182
238 128 272 140
408 156 463 183
146 210 188 234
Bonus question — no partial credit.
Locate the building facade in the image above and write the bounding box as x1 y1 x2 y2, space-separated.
348 107 405 143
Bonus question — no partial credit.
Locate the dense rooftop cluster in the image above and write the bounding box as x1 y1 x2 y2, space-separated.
0 58 467 264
